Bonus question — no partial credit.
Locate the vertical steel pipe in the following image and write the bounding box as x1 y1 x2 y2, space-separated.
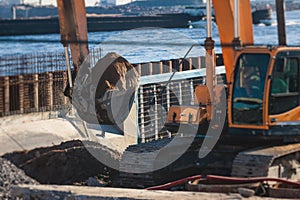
205 0 216 119
206 0 212 38
234 0 240 39
64 46 73 89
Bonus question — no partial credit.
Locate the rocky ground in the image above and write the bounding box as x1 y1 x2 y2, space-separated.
0 155 295 200
1 140 121 199
3 140 120 186
0 140 299 199
0 157 38 199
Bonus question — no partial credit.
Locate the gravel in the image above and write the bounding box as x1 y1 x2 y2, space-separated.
3 140 120 186
0 157 38 199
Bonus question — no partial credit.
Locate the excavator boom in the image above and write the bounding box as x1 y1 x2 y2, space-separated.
57 0 89 97
212 0 254 82
57 0 89 72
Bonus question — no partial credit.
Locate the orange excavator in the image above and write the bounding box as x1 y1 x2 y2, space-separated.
56 0 300 187
166 0 300 137
156 0 300 185
121 0 300 187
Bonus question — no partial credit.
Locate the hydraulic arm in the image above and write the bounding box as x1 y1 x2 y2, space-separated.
212 0 254 82
57 0 89 97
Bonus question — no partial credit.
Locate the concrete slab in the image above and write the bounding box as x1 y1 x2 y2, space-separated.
0 114 80 155
12 184 289 200
0 112 132 156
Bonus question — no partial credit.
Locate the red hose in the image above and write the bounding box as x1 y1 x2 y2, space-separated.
146 175 202 190
146 174 300 190
206 175 300 187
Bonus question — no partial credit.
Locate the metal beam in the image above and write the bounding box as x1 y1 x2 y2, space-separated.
276 0 287 45
57 0 89 72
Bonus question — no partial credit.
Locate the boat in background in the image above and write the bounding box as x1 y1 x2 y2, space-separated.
187 4 273 29
0 2 273 35
0 13 202 36
187 20 206 28
187 16 217 29
252 4 273 25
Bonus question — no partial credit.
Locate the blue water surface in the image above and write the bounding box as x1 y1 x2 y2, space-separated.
0 10 300 64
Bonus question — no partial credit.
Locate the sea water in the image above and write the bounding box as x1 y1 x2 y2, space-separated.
0 10 300 64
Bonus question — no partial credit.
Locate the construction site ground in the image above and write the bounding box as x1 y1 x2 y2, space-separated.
0 113 298 199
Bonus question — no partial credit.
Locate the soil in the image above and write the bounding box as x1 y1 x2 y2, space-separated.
2 140 120 186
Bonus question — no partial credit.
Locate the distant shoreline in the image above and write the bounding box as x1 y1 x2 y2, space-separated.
0 13 202 36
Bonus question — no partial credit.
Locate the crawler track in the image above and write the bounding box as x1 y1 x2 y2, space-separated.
119 134 290 188
232 143 300 179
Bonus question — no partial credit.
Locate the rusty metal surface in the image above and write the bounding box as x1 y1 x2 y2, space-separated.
0 52 66 76
0 52 208 120
0 49 101 117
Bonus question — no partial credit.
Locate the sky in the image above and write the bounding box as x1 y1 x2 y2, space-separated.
24 0 99 6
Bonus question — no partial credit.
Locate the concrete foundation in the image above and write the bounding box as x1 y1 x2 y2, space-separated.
0 111 132 156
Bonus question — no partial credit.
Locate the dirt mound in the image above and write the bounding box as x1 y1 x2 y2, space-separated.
3 140 121 186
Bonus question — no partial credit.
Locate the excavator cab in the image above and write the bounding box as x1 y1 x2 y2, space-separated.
165 47 300 137
229 47 300 136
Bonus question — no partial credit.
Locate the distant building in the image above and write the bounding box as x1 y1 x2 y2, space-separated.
127 0 207 7
0 0 21 5
136 0 207 3
100 0 134 6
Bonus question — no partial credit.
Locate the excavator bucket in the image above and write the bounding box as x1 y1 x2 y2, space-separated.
72 52 139 135
57 1 139 136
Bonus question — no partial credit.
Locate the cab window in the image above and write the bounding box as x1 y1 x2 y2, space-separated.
269 56 299 114
232 53 269 125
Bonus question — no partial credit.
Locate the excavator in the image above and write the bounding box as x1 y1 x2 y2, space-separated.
56 0 300 188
